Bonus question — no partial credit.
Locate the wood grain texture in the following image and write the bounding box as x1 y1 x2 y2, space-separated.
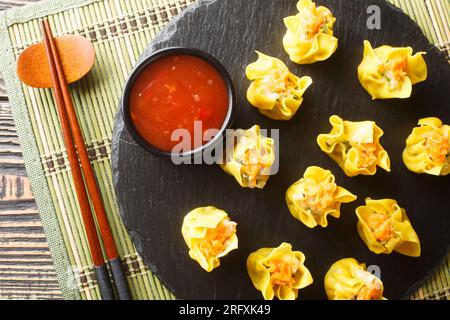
0 0 62 300
113 0 450 299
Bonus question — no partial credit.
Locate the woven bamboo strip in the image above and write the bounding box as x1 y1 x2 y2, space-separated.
15 16 96 300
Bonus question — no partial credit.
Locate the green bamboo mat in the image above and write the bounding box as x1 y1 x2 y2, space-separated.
0 0 448 300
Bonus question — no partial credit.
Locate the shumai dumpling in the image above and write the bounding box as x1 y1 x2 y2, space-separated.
356 198 420 257
403 117 450 176
181 206 238 272
317 115 391 177
324 258 385 300
358 40 427 99
220 125 276 189
247 242 313 300
246 51 312 120
283 0 338 64
286 166 357 228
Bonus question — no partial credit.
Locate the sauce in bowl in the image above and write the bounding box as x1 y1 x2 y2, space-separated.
129 54 229 153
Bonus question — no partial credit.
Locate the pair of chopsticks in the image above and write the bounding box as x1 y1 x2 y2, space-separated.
40 19 131 300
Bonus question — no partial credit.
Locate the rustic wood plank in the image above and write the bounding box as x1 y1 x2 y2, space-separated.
0 174 34 201
0 208 37 214
0 100 26 174
0 257 54 263
1 296 62 302
0 264 55 270
0 0 62 300
0 283 60 288
0 231 46 237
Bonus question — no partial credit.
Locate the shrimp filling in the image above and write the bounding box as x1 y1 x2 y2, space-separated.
367 212 393 244
378 54 408 90
197 219 237 258
298 5 334 40
261 69 298 102
355 270 383 300
240 148 272 188
423 130 450 164
293 178 337 215
267 255 300 287
352 142 378 168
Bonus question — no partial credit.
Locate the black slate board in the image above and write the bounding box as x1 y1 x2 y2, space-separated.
112 0 450 299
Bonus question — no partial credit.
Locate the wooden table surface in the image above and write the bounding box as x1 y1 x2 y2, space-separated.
0 0 63 300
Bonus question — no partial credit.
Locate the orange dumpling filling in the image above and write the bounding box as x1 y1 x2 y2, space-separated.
366 212 394 244
197 219 237 258
423 130 450 164
241 149 272 188
266 256 300 287
378 53 408 91
355 276 384 300
260 68 298 101
296 179 337 215
352 142 378 168
297 2 334 40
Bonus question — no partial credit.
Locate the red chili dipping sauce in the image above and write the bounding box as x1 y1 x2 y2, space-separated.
129 54 229 152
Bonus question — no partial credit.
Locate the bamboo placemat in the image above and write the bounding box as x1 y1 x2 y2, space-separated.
0 0 448 300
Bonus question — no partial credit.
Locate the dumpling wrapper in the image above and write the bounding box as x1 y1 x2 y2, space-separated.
286 166 357 228
358 40 427 99
246 51 312 120
247 242 313 300
220 125 276 189
403 117 450 176
324 258 386 300
182 206 238 272
317 115 391 177
283 0 338 64
356 198 421 257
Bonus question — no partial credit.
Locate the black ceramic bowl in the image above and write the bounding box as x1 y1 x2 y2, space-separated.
121 47 236 159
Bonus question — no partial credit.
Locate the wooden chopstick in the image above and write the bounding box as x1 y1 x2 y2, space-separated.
41 19 131 300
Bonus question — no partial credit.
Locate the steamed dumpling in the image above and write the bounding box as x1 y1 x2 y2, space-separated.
324 258 385 300
181 206 238 272
403 117 450 176
357 40 427 99
356 198 421 257
286 166 357 228
220 125 276 189
283 0 338 64
317 115 391 177
247 242 313 300
246 51 312 120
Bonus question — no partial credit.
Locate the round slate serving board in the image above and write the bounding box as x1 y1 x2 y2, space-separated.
112 0 450 299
